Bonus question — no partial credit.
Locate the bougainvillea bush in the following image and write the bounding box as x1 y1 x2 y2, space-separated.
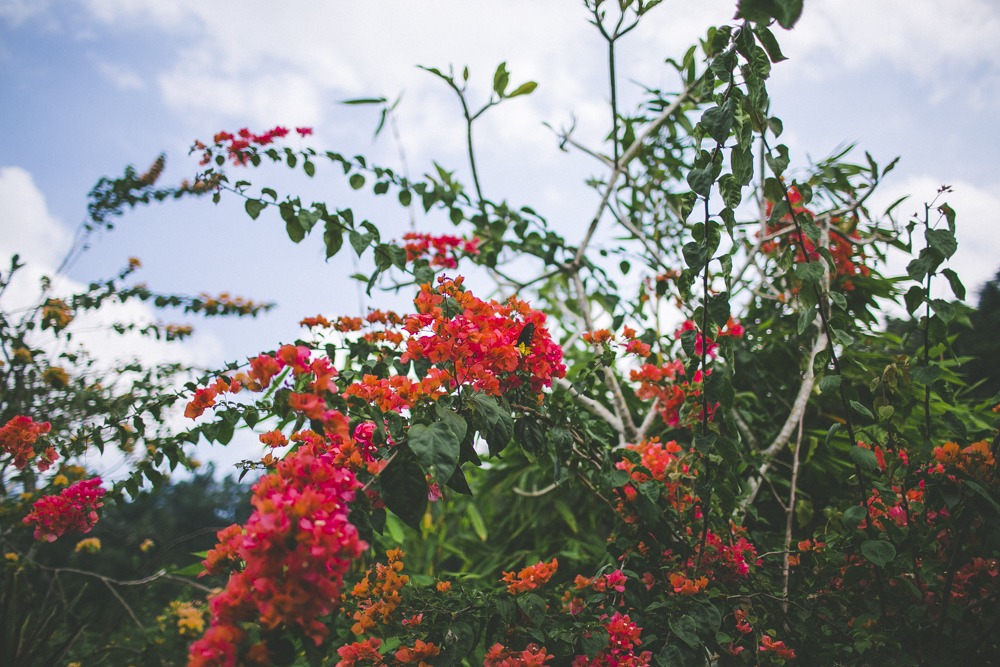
4 1 999 666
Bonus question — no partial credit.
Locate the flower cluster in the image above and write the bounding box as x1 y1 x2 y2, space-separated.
400 278 565 398
572 613 652 667
195 126 312 166
189 432 366 667
0 416 55 471
22 477 105 542
394 640 440 666
350 548 410 635
401 232 480 269
762 186 870 291
184 376 242 420
501 558 559 594
336 637 384 667
484 643 555 667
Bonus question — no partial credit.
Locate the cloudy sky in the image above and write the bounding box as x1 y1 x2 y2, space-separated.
2 0 998 473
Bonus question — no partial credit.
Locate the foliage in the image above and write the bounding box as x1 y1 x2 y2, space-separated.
3 1 1000 666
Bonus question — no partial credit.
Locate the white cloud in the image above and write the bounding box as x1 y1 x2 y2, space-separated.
91 55 144 90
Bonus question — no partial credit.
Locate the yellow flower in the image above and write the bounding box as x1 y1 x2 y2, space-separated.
43 366 70 387
169 600 207 636
53 474 69 486
128 256 143 268
140 538 155 552
5 553 18 562
68 663 81 667
75 538 101 553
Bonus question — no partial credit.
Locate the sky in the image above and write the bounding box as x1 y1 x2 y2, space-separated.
2 0 999 477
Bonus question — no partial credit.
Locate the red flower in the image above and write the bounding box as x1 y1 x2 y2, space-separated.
23 477 105 542
0 416 52 470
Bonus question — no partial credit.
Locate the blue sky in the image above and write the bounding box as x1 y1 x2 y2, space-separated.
3 0 999 475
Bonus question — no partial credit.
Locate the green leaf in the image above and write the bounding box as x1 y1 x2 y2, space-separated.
832 328 854 346
303 160 315 177
843 505 867 528
323 220 344 259
825 423 841 447
398 189 412 207
493 62 510 96
828 291 847 309
380 453 428 531
466 503 488 541
408 422 461 484
349 173 366 190
686 166 714 197
174 562 207 577
285 217 305 243
797 307 817 335
706 292 731 327
582 628 610 659
731 145 754 186
244 198 265 220
767 116 783 138
773 0 803 28
485 409 514 457
682 241 709 273
668 616 700 649
861 540 896 568
518 593 546 626
904 286 926 314
912 364 943 386
941 268 966 300
925 228 957 259
931 299 955 323
965 481 1000 522
349 231 371 257
718 174 742 209
700 99 735 143
508 81 538 97
554 499 578 533
819 375 841 394
850 445 879 471
755 25 787 62
794 261 824 284
765 144 790 177
850 401 874 421
656 644 686 667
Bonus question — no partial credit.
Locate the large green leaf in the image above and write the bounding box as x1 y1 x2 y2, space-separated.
408 422 461 484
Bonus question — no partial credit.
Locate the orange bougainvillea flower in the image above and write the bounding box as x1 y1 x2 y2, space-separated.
501 558 558 594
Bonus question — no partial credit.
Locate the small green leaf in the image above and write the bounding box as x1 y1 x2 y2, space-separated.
700 99 735 144
832 328 854 346
582 628 610 659
925 228 957 259
797 307 817 335
349 173 366 190
399 189 412 207
507 81 538 97
765 144 790 177
850 401 874 421
244 198 265 220
686 166 715 197
303 160 315 177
